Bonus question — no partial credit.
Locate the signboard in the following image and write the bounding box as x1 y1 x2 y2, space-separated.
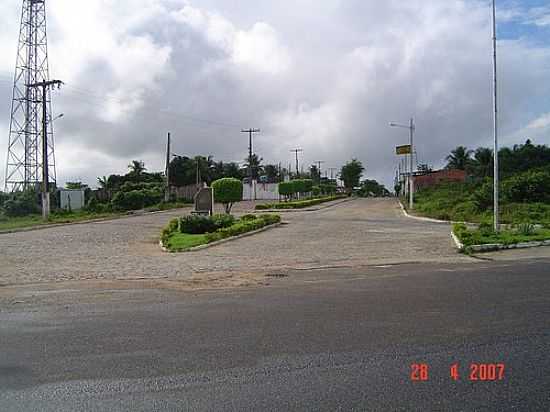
396 145 412 155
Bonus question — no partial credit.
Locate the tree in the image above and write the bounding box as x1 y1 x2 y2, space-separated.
417 164 433 174
263 164 280 183
445 146 473 170
223 162 245 180
340 159 364 191
309 165 320 184
65 182 88 190
128 160 146 177
97 176 108 190
471 147 493 178
212 178 243 214
359 179 390 197
244 154 263 180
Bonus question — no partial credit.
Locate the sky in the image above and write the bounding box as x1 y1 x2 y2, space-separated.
1 0 550 189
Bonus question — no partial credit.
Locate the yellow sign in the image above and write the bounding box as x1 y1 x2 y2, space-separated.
396 145 412 155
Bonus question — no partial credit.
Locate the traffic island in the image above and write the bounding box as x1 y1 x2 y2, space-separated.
160 213 282 252
452 223 550 253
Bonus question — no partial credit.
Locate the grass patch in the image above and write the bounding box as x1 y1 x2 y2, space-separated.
453 222 550 251
255 195 347 210
161 214 281 252
164 233 209 251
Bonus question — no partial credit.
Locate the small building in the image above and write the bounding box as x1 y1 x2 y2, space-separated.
58 189 86 211
413 169 466 191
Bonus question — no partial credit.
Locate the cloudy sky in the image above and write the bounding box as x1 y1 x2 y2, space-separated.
1 0 550 188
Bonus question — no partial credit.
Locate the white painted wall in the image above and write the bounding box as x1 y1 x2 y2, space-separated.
242 181 279 201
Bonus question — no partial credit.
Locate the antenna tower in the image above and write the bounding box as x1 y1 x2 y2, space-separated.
4 0 57 192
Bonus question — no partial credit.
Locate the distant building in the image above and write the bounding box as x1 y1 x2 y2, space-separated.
413 169 466 191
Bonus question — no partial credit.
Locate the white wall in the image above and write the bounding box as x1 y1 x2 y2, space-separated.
242 181 279 201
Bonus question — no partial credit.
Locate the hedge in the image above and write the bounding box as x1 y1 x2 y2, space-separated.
256 195 346 210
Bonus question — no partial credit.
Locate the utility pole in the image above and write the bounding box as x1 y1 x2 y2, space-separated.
492 0 500 232
28 80 63 220
165 132 171 202
389 118 415 210
290 148 303 177
241 128 260 180
315 160 325 182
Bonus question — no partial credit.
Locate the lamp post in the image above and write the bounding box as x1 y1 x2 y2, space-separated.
390 118 415 210
492 0 500 232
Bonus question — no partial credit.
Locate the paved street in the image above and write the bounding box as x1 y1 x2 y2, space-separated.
0 199 473 287
1 198 549 410
0 260 549 411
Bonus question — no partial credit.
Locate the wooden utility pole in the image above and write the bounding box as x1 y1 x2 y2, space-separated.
290 148 303 177
241 128 260 180
28 79 63 220
165 132 171 202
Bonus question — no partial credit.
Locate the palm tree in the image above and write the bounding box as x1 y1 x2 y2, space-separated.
446 146 473 170
472 147 493 178
128 160 146 176
97 176 108 190
244 154 263 180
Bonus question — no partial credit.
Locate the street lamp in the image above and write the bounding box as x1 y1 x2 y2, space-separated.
492 0 500 232
390 118 415 210
51 113 64 122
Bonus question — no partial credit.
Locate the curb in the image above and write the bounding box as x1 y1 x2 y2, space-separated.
0 206 192 236
253 197 353 213
450 229 550 253
398 201 454 224
160 222 283 253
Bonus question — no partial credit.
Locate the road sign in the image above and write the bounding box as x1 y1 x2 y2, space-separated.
396 145 412 155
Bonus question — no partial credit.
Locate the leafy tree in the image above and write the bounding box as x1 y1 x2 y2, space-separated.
446 146 473 170
212 178 243 214
309 165 320 183
359 179 390 197
223 162 245 180
340 159 364 191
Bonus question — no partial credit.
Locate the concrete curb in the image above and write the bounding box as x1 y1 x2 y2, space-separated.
160 222 283 253
450 228 550 253
0 206 192 236
398 201 452 224
253 197 353 213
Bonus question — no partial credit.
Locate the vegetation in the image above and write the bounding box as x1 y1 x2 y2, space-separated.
412 140 550 225
357 179 390 197
212 178 243 214
161 213 281 252
453 222 550 251
278 179 314 201
255 195 346 210
340 159 364 192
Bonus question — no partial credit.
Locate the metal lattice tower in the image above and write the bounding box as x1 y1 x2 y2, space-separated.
4 0 57 192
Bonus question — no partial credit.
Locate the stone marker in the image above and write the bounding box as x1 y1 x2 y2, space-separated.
193 187 213 216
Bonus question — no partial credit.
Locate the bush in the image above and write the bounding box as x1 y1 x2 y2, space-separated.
212 213 235 229
112 190 145 211
2 191 40 217
240 214 257 221
161 218 180 244
179 215 218 234
312 186 321 196
256 195 346 210
515 222 536 236
278 182 294 199
502 169 550 204
212 178 243 214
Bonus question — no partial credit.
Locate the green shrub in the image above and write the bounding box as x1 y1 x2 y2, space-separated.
212 178 243 214
258 214 282 225
179 215 218 234
161 218 180 244
112 190 145 211
240 214 257 221
278 182 294 199
516 222 536 236
212 213 235 229
256 195 345 210
502 169 550 204
3 191 40 217
312 186 321 196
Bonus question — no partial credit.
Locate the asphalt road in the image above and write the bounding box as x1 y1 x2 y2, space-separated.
1 259 549 411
